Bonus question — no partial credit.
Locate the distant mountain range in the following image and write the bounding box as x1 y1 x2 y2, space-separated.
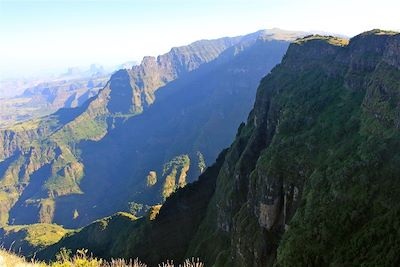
0 77 107 128
0 62 138 128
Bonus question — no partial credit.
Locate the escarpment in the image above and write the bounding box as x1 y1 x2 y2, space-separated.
188 30 400 267
9 30 400 267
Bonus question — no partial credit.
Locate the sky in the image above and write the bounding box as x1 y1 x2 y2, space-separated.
0 0 399 79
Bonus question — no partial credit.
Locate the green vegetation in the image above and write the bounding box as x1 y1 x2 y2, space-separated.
162 155 191 200
294 34 349 46
128 202 145 216
1 30 287 228
73 209 79 220
187 30 400 266
3 30 399 267
0 223 71 256
29 30 400 267
147 205 162 220
37 150 228 266
162 155 190 177
359 28 399 36
162 169 177 200
6 118 42 132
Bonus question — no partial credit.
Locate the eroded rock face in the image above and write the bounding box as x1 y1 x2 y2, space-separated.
258 201 279 230
187 30 400 267
384 35 400 69
0 128 45 161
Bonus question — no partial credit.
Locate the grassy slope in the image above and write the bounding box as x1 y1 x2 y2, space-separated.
37 150 227 266
0 224 71 256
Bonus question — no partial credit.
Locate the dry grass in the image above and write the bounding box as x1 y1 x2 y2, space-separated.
0 249 204 267
159 258 204 267
0 249 44 266
103 259 147 267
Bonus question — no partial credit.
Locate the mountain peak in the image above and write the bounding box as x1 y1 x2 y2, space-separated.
356 28 399 37
247 28 308 42
349 29 399 46
284 30 399 76
294 34 349 46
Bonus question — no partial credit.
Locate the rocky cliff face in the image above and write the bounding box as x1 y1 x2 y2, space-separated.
37 30 400 267
189 30 400 266
109 37 242 114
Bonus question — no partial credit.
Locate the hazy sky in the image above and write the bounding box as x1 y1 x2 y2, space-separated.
0 0 399 78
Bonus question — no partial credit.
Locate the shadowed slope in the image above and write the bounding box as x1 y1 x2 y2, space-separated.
39 30 400 267
1 29 302 228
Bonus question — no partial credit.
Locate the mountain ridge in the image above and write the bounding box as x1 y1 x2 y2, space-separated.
35 29 400 267
0 29 303 228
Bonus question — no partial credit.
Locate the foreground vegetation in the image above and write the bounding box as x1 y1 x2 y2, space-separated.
0 249 203 267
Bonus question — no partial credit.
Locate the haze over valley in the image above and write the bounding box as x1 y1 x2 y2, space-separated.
0 1 399 266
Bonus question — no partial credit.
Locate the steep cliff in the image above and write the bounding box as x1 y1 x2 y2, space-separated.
189 30 400 266
38 30 400 267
